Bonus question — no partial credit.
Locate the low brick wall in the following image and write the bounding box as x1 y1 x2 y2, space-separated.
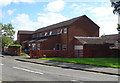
83 44 120 58
110 49 120 58
6 48 22 56
29 50 80 58
30 46 120 58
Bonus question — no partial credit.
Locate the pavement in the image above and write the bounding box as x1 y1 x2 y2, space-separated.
1 55 120 76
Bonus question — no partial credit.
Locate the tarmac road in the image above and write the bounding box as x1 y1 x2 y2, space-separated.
0 56 119 82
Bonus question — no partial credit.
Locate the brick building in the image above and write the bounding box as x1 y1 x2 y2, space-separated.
17 15 100 57
17 30 34 49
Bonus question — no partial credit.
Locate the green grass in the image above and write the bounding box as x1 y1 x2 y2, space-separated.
20 53 29 57
39 58 120 68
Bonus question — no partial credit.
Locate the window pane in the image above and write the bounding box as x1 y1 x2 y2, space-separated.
64 28 67 33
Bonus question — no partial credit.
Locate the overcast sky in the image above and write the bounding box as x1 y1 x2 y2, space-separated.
0 0 118 40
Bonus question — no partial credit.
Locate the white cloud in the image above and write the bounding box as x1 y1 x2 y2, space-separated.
89 3 118 35
82 7 93 12
0 0 12 7
98 21 118 36
70 3 118 35
7 9 16 15
11 14 37 30
12 0 38 3
0 0 40 7
0 9 3 21
70 3 93 15
12 12 68 30
0 0 109 7
45 0 65 12
90 5 114 17
37 12 68 27
11 13 38 40
71 3 78 8
12 12 68 40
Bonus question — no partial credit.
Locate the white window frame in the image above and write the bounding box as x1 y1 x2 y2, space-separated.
57 29 61 34
49 31 53 35
74 45 83 50
62 44 67 50
60 29 62 34
64 28 67 33
32 43 36 50
45 32 47 36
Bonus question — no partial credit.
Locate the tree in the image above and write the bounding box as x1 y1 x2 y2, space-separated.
110 0 120 33
117 24 120 34
0 23 15 52
110 0 120 14
112 1 120 14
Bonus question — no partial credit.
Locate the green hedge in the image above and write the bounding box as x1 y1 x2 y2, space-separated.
8 44 22 49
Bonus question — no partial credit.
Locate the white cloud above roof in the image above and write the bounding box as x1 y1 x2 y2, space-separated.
37 12 68 27
70 2 118 36
11 13 37 30
11 12 68 40
45 0 65 12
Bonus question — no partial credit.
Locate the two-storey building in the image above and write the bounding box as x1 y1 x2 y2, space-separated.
17 15 100 57
25 15 99 51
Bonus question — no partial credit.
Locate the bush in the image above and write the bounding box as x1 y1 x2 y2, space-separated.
21 53 29 56
8 44 22 49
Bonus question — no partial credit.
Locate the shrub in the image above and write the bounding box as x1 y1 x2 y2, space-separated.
8 44 22 49
21 53 29 56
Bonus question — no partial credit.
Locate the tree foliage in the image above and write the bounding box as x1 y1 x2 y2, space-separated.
0 23 15 48
111 1 120 15
111 1 120 34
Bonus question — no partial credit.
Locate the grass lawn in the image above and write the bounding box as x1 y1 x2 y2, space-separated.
40 58 120 68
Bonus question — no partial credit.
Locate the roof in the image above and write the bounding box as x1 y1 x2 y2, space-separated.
75 34 120 44
24 34 60 43
35 15 87 33
101 34 120 44
101 34 120 40
18 30 34 35
74 36 104 44
29 40 36 43
36 39 47 42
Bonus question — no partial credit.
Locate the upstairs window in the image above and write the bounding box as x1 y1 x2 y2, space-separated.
49 31 53 35
64 28 67 33
57 29 61 34
39 33 42 37
57 29 62 34
32 35 34 38
35 34 37 38
45 32 47 36
37 34 39 38
60 29 62 33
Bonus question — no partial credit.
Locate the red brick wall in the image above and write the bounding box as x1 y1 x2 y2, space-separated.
18 34 32 45
6 48 22 56
68 16 99 50
40 35 61 50
30 50 76 58
35 27 68 50
83 44 110 58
